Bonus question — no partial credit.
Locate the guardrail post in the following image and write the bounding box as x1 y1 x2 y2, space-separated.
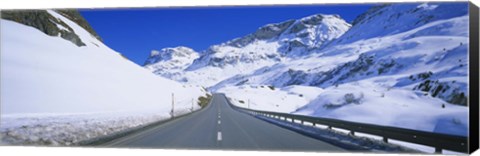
435 148 442 154
312 123 316 126
171 93 175 118
350 131 355 136
327 126 332 129
301 120 304 124
383 137 388 143
291 118 294 123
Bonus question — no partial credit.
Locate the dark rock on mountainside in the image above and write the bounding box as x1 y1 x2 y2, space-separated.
351 4 390 26
226 20 296 48
55 10 102 42
254 19 296 40
413 79 467 106
1 9 101 47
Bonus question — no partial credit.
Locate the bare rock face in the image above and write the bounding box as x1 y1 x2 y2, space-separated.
226 20 296 48
1 9 101 47
288 14 325 33
55 10 102 42
253 19 296 40
414 80 467 106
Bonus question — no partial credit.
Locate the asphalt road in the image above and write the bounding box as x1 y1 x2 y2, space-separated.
103 93 345 152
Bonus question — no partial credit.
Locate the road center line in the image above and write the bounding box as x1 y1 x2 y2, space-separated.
218 120 221 124
217 131 222 141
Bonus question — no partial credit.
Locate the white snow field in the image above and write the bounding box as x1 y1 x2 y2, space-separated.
0 10 208 145
220 85 324 113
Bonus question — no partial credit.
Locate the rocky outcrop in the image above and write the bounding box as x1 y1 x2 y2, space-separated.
414 79 467 106
55 10 102 42
227 20 296 48
1 9 101 46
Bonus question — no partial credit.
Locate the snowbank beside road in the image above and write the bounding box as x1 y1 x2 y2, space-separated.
0 11 207 145
221 79 468 137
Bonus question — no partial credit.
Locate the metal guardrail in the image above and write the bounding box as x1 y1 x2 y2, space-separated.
228 101 468 153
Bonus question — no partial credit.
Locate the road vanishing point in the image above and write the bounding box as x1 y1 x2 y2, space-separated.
102 93 345 152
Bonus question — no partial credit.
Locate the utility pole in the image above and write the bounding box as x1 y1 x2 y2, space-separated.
171 93 175 118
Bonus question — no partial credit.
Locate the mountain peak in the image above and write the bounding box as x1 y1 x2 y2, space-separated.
253 19 296 40
145 46 198 65
143 46 199 80
297 13 340 24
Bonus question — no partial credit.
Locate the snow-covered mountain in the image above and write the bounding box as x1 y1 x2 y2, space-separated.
144 14 351 86
273 2 469 105
144 46 199 80
1 10 208 145
145 2 470 139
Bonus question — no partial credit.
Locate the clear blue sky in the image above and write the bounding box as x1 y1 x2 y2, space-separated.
79 4 375 65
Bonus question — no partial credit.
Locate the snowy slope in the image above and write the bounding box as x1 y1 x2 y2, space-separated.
220 85 324 113
216 2 469 138
147 14 351 87
0 10 207 145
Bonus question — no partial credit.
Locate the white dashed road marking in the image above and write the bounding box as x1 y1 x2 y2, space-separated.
217 131 222 141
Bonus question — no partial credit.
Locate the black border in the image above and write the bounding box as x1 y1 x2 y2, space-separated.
469 1 479 154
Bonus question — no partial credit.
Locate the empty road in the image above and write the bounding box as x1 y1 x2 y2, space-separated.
103 93 345 152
